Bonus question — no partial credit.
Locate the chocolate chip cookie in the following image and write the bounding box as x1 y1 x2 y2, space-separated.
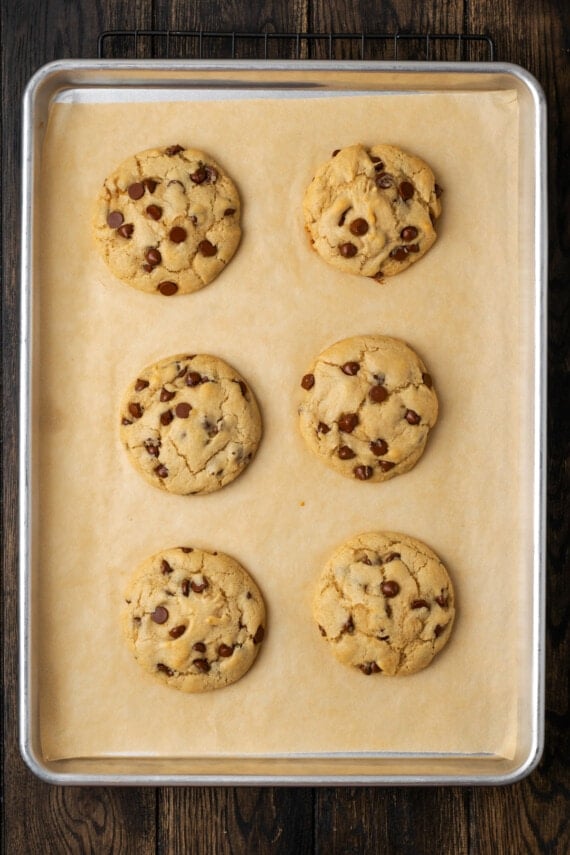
313 532 455 676
298 335 438 482
120 353 262 494
303 143 442 279
93 145 241 295
122 546 266 692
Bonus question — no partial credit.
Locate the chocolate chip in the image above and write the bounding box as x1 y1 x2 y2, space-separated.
338 207 351 227
408 244 420 253
118 223 134 239
151 606 169 624
121 418 132 426
128 182 145 200
145 443 159 457
253 625 265 644
192 641 206 652
434 183 443 198
370 155 383 166
360 662 381 675
204 166 218 183
434 624 445 638
381 580 400 597
185 371 203 387
179 547 193 553
398 181 414 201
190 579 208 593
384 552 400 562
181 579 191 597
332 149 340 157
218 644 234 657
375 173 394 189
405 409 421 425
339 242 357 258
161 560 173 575
338 445 356 460
128 402 142 419
160 410 173 426
146 204 162 220
193 658 210 673
169 625 186 639
318 422 330 434
422 372 433 388
301 373 315 390
318 625 327 637
411 599 429 609
157 663 174 676
135 378 149 391
400 226 419 242
390 246 409 262
165 145 184 156
349 218 369 236
370 439 388 456
160 387 176 402
341 361 360 375
224 207 236 216
144 178 158 193
155 464 168 478
190 166 206 184
198 239 216 257
175 402 192 418
369 385 388 403
354 465 373 480
145 247 161 266
158 281 178 296
107 211 124 228
379 460 396 472
338 412 358 433
169 226 187 243
435 592 449 608
342 616 354 633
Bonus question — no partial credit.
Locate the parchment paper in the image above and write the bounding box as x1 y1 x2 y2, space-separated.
35 88 531 762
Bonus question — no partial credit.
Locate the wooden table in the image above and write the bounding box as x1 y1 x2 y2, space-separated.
2 1 568 852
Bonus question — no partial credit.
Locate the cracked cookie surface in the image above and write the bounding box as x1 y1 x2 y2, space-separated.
298 335 438 482
120 352 262 494
303 143 442 279
93 145 241 295
122 546 266 692
313 532 455 676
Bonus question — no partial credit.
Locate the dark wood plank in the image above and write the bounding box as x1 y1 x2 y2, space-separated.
466 1 570 849
309 0 467 60
1 3 158 854
315 786 469 855
157 787 314 854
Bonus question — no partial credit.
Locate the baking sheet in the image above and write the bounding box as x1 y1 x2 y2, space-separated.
21 63 545 782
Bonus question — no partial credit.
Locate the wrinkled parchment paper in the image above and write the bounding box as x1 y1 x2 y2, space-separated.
34 88 532 763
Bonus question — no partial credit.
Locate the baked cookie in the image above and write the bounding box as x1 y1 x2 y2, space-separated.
313 532 455 676
120 353 262 494
303 143 442 279
93 144 241 294
122 546 266 692
298 335 438 482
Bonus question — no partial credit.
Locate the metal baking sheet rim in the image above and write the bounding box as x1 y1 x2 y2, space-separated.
19 58 547 786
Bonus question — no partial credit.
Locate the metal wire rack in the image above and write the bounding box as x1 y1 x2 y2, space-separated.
98 30 495 62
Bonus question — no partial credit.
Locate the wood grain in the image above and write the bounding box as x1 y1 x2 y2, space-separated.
2 0 569 853
157 787 314 854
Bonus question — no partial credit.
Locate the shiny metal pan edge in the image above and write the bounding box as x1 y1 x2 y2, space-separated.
19 59 547 785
